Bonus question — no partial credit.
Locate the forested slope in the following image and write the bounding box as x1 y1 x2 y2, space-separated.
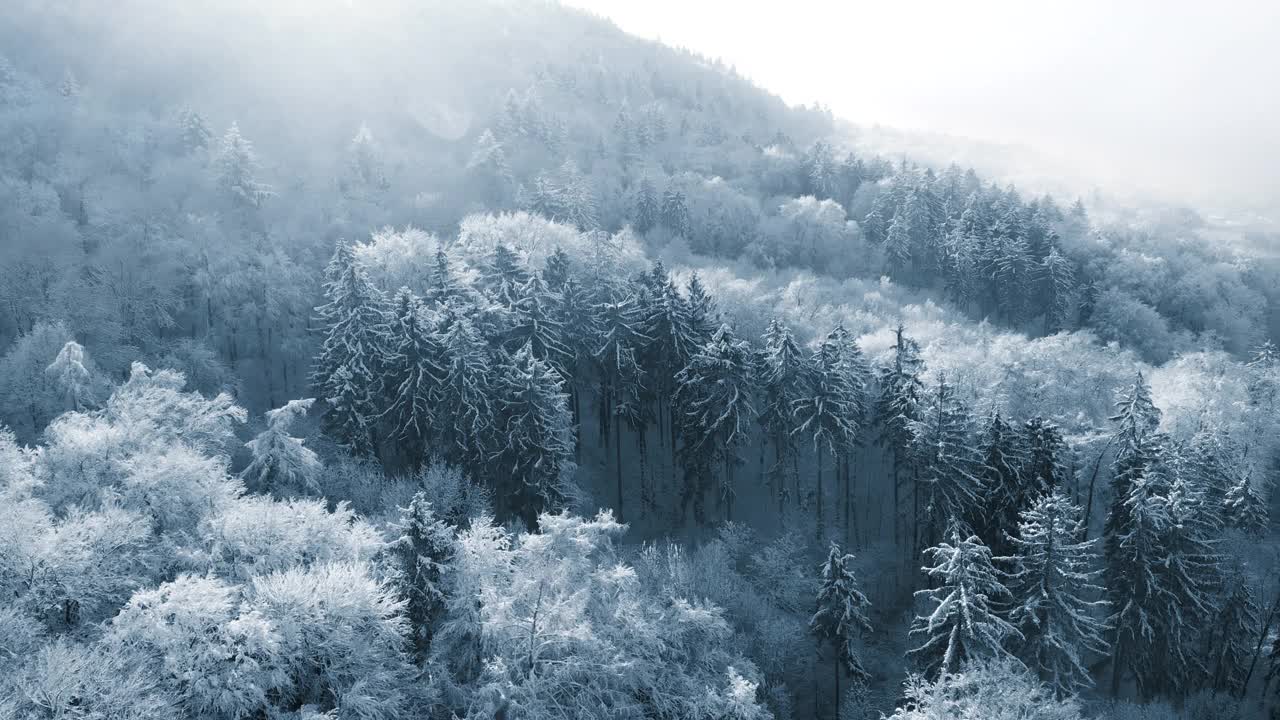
1 2 1279 719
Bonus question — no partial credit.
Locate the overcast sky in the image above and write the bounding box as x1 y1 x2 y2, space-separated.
566 0 1280 213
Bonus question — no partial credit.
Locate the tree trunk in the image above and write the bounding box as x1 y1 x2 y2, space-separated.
1111 636 1126 698
834 655 841 720
816 445 824 540
1242 590 1280 697
615 416 624 523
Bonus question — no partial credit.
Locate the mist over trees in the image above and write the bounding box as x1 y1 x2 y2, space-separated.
1 1 1279 719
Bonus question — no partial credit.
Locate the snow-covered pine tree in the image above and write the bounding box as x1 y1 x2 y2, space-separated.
974 411 1028 556
177 106 213 153
909 374 982 553
312 242 390 455
434 312 495 479
1206 566 1260 695
633 176 660 234
490 343 577 528
1023 416 1069 497
557 159 598 230
757 318 811 511
876 324 925 549
1005 489 1110 697
483 243 531 310
379 288 445 468
542 246 573 291
660 186 690 237
684 271 716 341
425 246 469 310
793 325 863 540
810 542 873 717
593 288 649 521
505 273 571 377
674 323 755 523
214 121 272 207
909 521 1021 677
241 398 321 493
1223 472 1268 537
1040 245 1076 334
386 491 456 661
1105 447 1174 698
1151 472 1222 695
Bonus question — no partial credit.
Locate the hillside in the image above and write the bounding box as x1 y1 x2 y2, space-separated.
1 2 1278 719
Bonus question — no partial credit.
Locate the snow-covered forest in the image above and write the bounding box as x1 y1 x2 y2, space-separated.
2 1 1279 718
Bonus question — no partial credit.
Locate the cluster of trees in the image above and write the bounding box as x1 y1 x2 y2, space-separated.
2 1 1280 718
0 358 779 719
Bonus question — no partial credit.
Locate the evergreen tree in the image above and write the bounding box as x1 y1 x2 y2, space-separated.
557 159 599 230
1041 246 1076 334
633 176 660 233
1103 371 1168 696
876 324 925 549
425 247 468 309
1150 473 1222 696
177 106 213 153
793 325 863 539
639 263 701 492
1023 416 1069 497
466 128 513 205
214 122 272 207
483 243 530 310
593 289 649 521
1005 490 1110 697
1206 567 1259 695
810 542 873 718
674 324 755 523
241 398 322 493
1223 473 1268 537
975 411 1028 556
909 374 982 552
660 187 690 237
684 271 716 340
490 344 577 527
542 246 573 292
434 312 495 477
756 318 811 510
379 288 445 467
312 243 389 455
505 273 571 378
909 522 1021 677
386 492 455 661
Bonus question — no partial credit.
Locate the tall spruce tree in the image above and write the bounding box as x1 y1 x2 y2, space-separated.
386 492 455 662
757 318 811 512
793 325 863 540
811 542 873 719
490 344 577 528
877 324 925 550
379 288 445 467
909 374 982 553
975 411 1028 556
1206 566 1260 695
1005 489 1110 697
909 522 1021 677
674 324 755 523
434 312 495 479
593 288 649 521
312 242 389 455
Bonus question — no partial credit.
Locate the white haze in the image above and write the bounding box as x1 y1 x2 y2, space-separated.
568 0 1280 216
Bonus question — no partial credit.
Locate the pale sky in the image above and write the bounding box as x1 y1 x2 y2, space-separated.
566 0 1280 213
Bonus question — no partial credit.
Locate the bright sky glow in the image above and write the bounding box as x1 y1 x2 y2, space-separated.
565 0 1280 211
